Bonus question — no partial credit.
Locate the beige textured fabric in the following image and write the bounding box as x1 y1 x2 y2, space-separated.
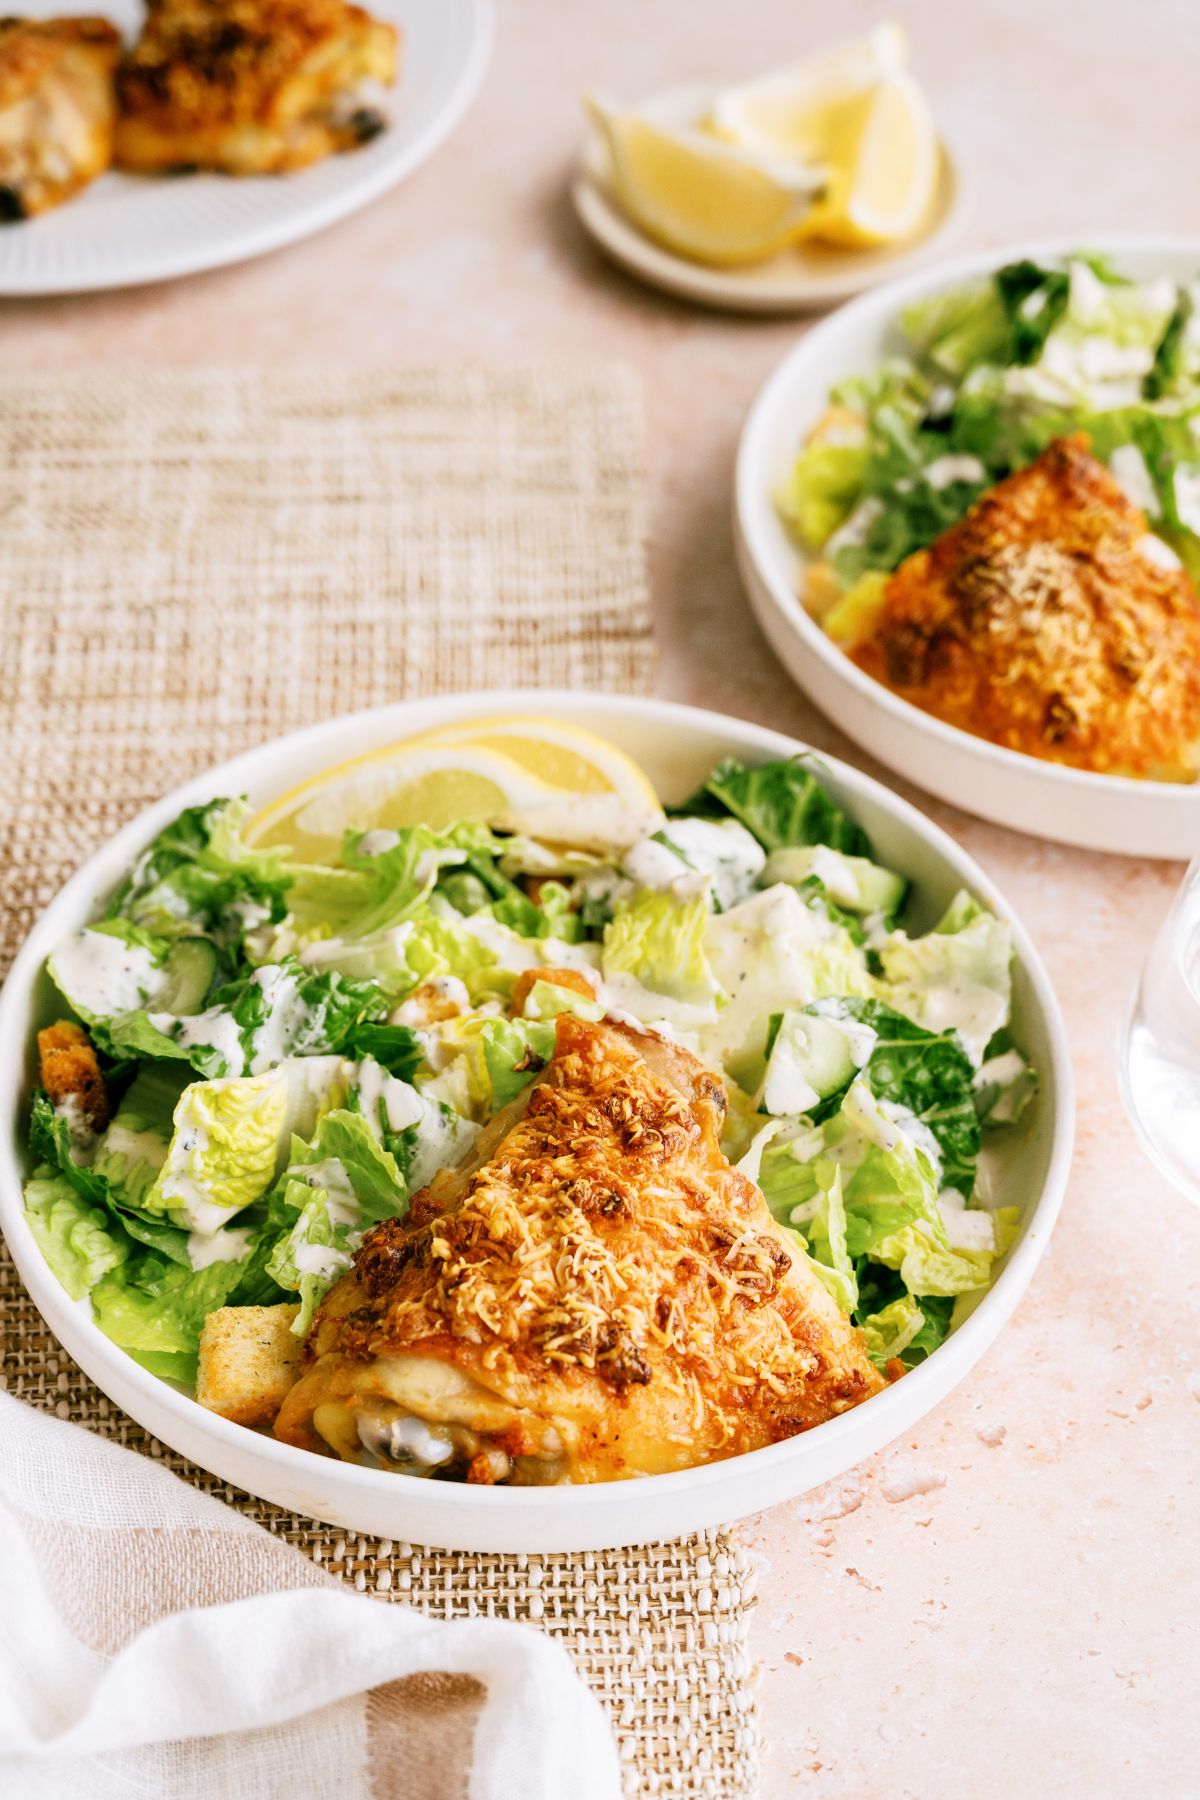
0 368 760 1799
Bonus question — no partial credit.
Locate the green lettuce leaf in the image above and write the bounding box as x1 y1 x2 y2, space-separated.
776 441 867 549
23 1173 130 1300
90 1256 248 1384
676 756 872 858
811 998 981 1190
857 1294 926 1366
104 798 291 951
478 1017 558 1111
877 891 1013 1066
263 1109 408 1332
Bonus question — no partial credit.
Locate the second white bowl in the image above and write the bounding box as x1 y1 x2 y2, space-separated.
735 235 1200 859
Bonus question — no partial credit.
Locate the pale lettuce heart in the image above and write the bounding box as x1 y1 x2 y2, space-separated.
877 892 1012 1066
147 1056 350 1234
858 1295 926 1365
597 888 724 1035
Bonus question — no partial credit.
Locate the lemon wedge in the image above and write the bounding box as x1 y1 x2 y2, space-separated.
587 93 822 267
800 72 939 248
400 715 663 812
245 719 665 864
245 743 565 863
710 22 909 157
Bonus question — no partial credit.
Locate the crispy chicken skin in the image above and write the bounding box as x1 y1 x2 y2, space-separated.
114 0 398 176
37 1020 109 1133
275 1016 884 1484
853 434 1200 781
0 16 119 221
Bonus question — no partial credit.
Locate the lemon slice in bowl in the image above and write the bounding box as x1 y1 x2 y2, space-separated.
799 72 939 248
710 21 909 157
245 719 665 863
245 744 565 863
402 715 662 808
586 93 823 268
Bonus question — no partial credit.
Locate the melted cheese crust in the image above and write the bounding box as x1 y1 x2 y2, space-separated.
275 1016 884 1483
853 434 1200 781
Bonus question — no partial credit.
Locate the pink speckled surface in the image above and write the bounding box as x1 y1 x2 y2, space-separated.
5 0 1199 1789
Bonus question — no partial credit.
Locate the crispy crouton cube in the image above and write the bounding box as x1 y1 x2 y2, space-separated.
37 1020 109 1132
197 1304 303 1427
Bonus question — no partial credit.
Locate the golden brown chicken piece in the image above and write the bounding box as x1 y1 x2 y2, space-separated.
852 434 1200 781
114 0 399 176
0 17 119 221
275 1015 884 1484
37 1020 109 1133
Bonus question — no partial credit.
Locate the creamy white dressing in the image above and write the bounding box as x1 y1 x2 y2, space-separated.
493 794 665 856
1136 534 1183 571
356 1058 425 1134
246 964 330 1073
1172 465 1200 535
391 973 471 1026
54 1095 99 1163
222 897 272 937
897 454 986 494
355 829 401 856
292 1239 352 1280
460 914 601 980
51 930 163 1019
148 1005 246 1077
99 1120 168 1174
1109 444 1160 516
653 817 765 911
186 1225 252 1270
701 885 839 1074
937 1189 996 1252
879 1098 943 1180
759 1034 820 1119
621 836 690 890
298 1156 359 1226
826 495 883 556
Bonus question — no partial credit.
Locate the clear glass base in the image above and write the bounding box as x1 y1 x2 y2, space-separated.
1117 857 1200 1211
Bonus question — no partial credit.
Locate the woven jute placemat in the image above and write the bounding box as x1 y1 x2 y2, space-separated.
0 367 759 1798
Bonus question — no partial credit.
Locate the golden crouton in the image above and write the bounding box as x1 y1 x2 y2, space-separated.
197 1303 303 1427
37 1020 109 1133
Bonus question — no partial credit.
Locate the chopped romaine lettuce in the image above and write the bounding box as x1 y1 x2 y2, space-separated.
776 441 868 549
677 755 872 858
23 1174 129 1299
876 891 1012 1067
602 889 722 1008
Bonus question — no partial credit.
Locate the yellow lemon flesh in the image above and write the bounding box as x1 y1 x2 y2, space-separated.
400 714 662 811
245 718 664 865
710 22 909 158
245 744 565 864
588 94 821 268
801 72 939 249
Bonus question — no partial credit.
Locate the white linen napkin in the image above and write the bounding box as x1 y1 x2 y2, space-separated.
0 1392 622 1800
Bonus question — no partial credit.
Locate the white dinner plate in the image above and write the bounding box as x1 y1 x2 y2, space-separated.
0 692 1073 1550
0 0 491 296
571 84 967 316
735 235 1200 857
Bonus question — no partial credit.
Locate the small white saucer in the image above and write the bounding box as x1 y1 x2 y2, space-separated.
571 83 968 316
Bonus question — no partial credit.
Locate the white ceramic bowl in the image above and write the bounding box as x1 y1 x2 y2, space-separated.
0 691 1073 1551
735 235 1200 859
